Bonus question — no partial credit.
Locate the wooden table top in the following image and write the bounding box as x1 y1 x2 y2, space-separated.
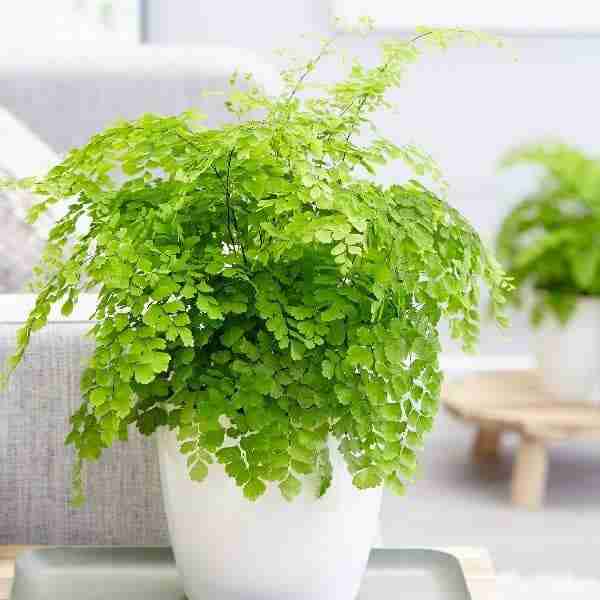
0 545 496 600
443 371 600 440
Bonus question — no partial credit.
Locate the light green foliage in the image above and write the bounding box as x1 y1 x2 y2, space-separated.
497 142 600 325
4 29 509 503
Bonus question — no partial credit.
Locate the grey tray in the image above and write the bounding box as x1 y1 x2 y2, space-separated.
10 547 473 600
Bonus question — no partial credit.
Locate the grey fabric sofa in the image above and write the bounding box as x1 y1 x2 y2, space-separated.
0 296 167 545
0 47 277 544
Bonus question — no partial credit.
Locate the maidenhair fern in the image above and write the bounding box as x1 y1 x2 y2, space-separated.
4 28 509 504
497 142 600 325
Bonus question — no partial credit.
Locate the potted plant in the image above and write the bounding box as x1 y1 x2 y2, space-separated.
4 28 509 600
497 142 600 405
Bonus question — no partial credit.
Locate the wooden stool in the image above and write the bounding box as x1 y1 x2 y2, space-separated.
443 371 600 510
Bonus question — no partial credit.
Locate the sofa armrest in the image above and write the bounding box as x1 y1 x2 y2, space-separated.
0 294 168 545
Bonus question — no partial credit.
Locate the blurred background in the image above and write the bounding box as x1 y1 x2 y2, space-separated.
3 1 600 354
1 1 600 595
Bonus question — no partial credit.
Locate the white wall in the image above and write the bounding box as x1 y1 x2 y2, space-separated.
147 0 600 356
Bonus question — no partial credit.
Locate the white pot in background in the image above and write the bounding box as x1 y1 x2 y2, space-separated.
157 428 383 600
534 296 600 405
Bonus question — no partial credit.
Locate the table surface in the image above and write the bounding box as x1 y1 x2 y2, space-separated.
0 545 495 600
443 370 600 440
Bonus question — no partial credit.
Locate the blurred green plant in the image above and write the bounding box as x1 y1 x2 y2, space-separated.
3 27 509 505
497 143 600 325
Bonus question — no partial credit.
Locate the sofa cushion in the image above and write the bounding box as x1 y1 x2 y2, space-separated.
0 106 59 292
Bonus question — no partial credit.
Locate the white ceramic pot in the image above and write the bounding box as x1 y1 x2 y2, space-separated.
157 428 383 600
534 296 600 405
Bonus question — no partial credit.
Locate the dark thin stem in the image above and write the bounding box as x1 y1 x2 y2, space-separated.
338 97 360 118
224 149 248 266
335 30 435 124
286 36 337 102
230 208 248 264
409 30 435 44
176 130 248 266
174 130 204 154
210 162 236 250
218 153 237 255
211 165 228 196
339 95 368 164
333 30 440 164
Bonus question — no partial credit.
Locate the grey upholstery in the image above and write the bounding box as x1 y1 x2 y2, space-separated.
0 320 168 545
0 46 277 544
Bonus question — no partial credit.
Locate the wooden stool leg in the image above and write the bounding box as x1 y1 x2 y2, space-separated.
511 437 548 510
472 427 501 462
